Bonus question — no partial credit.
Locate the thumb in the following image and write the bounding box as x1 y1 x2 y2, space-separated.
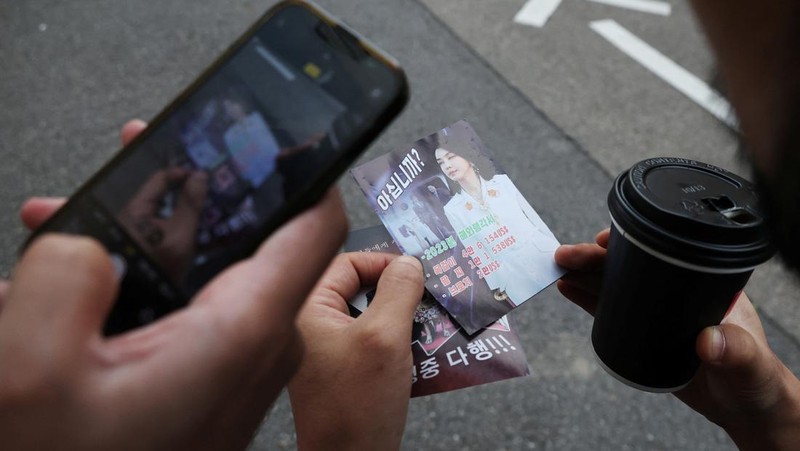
357 256 424 340
697 323 784 405
1 235 118 355
175 171 208 217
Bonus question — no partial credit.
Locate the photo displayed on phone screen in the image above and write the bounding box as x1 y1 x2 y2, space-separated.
34 2 407 333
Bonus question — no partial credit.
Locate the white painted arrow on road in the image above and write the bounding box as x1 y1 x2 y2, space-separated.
514 0 563 28
514 0 670 29
590 19 736 128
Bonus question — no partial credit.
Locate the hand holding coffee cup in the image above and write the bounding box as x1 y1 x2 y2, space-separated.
588 158 775 392
557 239 800 444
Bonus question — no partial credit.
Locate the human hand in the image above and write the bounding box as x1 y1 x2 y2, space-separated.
114 121 209 282
554 228 609 316
303 131 326 148
288 252 424 451
556 229 800 450
118 168 208 279
279 131 327 157
0 120 348 450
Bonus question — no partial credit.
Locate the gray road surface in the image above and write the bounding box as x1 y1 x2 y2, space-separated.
2 0 799 450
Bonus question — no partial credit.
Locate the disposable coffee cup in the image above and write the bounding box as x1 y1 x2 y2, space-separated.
592 157 775 392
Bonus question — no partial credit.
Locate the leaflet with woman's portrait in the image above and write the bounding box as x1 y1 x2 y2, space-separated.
350 120 566 333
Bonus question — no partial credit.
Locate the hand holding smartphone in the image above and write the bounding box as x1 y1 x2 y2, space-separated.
26 0 408 335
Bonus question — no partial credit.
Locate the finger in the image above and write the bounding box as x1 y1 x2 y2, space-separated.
0 235 117 356
559 271 603 297
556 279 598 316
595 228 611 248
131 169 188 214
721 292 768 345
171 171 208 225
163 166 191 183
554 242 607 271
696 323 785 407
121 119 147 146
20 197 67 230
357 256 424 337
307 252 401 314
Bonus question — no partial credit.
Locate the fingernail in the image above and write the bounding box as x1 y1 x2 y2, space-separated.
392 255 423 276
397 255 422 268
708 326 724 361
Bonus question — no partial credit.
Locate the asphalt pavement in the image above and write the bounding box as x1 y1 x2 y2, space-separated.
2 0 800 450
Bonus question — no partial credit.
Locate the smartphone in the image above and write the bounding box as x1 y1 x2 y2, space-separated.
26 0 408 335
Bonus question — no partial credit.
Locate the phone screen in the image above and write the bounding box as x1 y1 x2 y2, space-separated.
35 2 407 334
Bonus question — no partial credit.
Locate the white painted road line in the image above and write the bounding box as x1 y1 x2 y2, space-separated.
590 19 736 128
585 0 671 16
514 0 563 28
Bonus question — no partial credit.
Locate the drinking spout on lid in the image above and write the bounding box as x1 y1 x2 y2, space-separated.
702 195 758 226
702 195 735 212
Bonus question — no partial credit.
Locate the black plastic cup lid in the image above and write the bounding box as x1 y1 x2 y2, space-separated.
609 157 775 271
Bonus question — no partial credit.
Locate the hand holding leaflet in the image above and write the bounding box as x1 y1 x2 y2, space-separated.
345 225 531 397
288 253 424 450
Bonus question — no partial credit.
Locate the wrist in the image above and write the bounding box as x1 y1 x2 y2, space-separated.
289 386 405 451
724 366 800 450
292 407 404 451
294 425 403 451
